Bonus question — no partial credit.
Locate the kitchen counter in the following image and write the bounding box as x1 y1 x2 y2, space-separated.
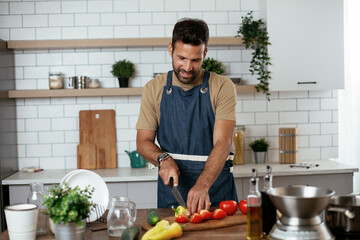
2 159 357 185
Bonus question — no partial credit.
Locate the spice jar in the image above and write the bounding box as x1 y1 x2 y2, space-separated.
48 72 63 89
233 125 245 165
87 78 100 88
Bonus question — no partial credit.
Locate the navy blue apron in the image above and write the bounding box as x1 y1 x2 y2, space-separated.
156 70 238 208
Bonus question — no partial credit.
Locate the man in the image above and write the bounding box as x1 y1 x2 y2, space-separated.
136 18 237 215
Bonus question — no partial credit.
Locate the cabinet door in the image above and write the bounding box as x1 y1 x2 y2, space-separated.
267 0 344 91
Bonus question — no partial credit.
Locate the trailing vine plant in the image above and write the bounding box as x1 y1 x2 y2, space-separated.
236 11 271 101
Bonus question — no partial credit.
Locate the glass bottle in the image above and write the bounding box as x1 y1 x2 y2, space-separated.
247 169 263 239
233 125 245 165
27 182 47 235
261 166 277 234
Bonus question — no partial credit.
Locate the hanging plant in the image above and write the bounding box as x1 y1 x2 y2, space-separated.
236 11 271 101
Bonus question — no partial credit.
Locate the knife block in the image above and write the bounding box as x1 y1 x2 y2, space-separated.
279 128 298 164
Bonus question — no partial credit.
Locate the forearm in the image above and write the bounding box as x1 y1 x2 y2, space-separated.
136 130 163 166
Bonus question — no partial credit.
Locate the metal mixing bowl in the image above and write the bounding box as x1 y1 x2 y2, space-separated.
267 186 335 219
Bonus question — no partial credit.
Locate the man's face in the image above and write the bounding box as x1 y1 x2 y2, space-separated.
168 41 207 84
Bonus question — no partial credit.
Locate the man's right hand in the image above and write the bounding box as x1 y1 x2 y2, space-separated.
158 157 180 186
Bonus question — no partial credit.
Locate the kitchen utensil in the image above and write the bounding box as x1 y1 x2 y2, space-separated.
142 212 247 231
279 127 298 164
67 77 76 89
62 169 109 222
77 131 97 169
267 186 335 240
79 110 117 169
170 177 186 207
107 196 137 237
125 150 147 168
326 194 360 237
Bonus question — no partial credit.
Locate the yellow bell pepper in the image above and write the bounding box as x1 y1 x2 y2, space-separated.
142 220 183 240
172 205 188 217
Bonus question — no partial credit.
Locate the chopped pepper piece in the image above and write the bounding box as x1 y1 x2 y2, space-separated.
142 220 183 240
172 205 188 217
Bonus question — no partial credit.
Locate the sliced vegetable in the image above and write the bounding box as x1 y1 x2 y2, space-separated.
212 208 227 220
175 213 189 223
141 220 182 240
172 205 188 217
197 209 212 220
219 200 238 216
239 199 247 214
190 213 203 223
121 226 140 240
147 208 160 226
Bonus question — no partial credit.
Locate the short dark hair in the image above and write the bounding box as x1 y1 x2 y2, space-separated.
171 18 209 51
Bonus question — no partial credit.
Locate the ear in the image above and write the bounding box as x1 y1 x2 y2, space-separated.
168 42 173 56
203 48 208 59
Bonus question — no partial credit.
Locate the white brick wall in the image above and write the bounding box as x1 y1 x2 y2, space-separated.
0 0 339 169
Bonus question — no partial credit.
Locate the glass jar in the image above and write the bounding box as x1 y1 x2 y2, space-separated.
27 182 47 235
48 72 63 89
87 78 100 88
233 125 245 165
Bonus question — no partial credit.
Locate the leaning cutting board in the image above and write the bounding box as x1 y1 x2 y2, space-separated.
141 212 247 231
79 110 117 169
77 131 97 169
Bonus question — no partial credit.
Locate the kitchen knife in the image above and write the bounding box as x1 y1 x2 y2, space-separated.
170 177 186 207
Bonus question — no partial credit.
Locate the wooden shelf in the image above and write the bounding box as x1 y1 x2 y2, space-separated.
7 37 244 50
8 85 256 98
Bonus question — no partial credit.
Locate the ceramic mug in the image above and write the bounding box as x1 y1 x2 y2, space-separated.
5 203 38 240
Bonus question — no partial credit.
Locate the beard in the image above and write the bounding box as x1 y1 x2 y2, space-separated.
172 61 200 84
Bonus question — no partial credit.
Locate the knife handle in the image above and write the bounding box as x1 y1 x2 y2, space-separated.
170 177 174 187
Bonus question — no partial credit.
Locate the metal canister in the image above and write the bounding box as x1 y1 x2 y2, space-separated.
75 76 87 89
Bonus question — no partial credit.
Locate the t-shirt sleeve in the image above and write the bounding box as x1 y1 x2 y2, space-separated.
136 82 159 131
214 77 237 121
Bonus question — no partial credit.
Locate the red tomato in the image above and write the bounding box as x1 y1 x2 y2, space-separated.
190 213 204 223
239 199 247 214
197 209 212 220
212 208 227 220
175 213 189 223
219 200 238 216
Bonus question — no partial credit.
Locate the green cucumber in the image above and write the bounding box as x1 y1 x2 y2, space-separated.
147 208 160 225
121 226 140 240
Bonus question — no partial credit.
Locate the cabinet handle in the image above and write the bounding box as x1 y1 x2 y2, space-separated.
297 82 317 84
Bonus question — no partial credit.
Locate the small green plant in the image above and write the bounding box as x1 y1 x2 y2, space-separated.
249 138 270 152
236 11 271 101
201 57 225 75
42 184 96 226
111 59 135 78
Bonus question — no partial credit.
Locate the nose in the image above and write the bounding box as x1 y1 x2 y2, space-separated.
183 60 192 72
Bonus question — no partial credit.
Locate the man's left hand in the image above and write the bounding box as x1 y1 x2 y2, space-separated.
186 183 211 216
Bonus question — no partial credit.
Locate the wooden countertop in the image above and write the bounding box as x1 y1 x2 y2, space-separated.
0 209 259 240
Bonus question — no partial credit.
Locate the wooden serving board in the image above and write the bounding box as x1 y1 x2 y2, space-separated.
141 212 247 232
79 110 117 169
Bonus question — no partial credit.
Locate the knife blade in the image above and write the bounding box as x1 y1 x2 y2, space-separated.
170 177 186 207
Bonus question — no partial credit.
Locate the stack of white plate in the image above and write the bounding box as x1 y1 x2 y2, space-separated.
60 169 109 222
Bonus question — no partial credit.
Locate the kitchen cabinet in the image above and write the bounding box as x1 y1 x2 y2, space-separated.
266 0 344 91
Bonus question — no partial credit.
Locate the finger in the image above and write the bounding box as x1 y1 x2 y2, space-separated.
205 195 211 210
197 195 205 211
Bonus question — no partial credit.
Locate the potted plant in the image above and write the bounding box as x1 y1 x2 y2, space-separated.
42 184 96 240
111 59 135 88
249 138 270 164
201 57 225 75
236 11 271 101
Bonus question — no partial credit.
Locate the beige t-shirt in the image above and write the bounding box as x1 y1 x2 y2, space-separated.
136 69 236 131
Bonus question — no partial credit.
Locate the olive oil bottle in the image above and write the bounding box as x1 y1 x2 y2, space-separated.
261 166 277 234
247 169 263 239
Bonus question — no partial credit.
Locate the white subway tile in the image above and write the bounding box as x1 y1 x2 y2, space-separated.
36 27 61 40
245 125 267 137
75 14 100 26
89 52 114 65
218 49 242 63
40 157 66 169
15 54 36 66
76 97 102 104
298 135 309 148
152 12 177 25
0 29 9 41
297 123 320 135
52 118 77 131
65 156 77 169
117 129 136 141
116 103 140 116
10 2 34 14
25 98 50 106
127 13 152 25
279 91 308 99
321 147 338 159
297 99 320 111
62 27 88 39
39 132 64 144
116 116 129 129
204 12 228 24
17 145 26 158
27 144 52 157
63 52 88 65
10 28 35 40
88 1 113 13
114 51 141 64
17 132 38 144
298 147 320 160
65 131 79 143
280 112 308 124
38 105 64 118
321 123 338 134
135 63 153 76
255 112 278 124
229 12 242 24
332 110 338 122
62 1 86 13
76 65 102 76
103 95 128 103
321 98 338 110
178 12 204 20
89 26 114 38
118 154 131 168
140 0 164 11
114 26 140 38
333 135 338 146
90 104 116 110
100 13 126 25
165 0 190 11
49 14 74 27
235 112 255 125
309 111 332 123
23 15 48 27
216 0 240 11
216 24 239 36
15 79 37 90
129 116 138 129
16 106 38 119
37 53 62 66
140 51 165 64
36 2 61 14
0 3 8 14
309 90 332 98
18 157 39 170
24 66 49 79
309 135 332 147
268 99 296 112
241 50 253 62
113 0 139 12
51 97 76 105
241 0 260 11
243 100 266 112
191 0 215 11
26 119 51 131
229 62 250 74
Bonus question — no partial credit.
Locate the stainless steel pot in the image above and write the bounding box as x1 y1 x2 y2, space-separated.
326 195 360 236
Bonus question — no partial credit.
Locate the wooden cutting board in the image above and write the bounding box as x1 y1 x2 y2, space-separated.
79 110 117 169
141 212 247 231
77 131 97 169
